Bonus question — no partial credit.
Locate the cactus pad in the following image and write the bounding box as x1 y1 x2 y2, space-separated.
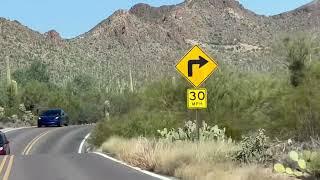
274 163 285 173
289 151 299 162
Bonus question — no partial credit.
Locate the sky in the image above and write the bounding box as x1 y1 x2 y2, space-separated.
0 0 313 38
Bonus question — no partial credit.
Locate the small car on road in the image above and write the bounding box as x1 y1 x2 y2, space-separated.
0 131 10 155
38 109 69 127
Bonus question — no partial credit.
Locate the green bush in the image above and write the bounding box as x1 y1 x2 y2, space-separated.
234 129 272 164
204 69 286 138
0 80 9 107
68 74 96 94
2 34 320 146
107 90 141 116
269 62 320 140
89 119 115 147
91 58 320 146
13 60 50 85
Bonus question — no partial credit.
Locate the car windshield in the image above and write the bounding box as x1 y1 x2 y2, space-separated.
41 110 61 116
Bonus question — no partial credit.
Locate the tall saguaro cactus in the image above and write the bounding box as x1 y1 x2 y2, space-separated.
129 68 134 92
6 57 18 107
6 56 11 85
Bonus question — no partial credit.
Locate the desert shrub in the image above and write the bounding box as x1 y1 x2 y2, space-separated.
107 90 141 116
89 119 115 147
140 78 187 112
91 68 282 144
89 109 185 146
235 129 273 164
269 62 320 140
101 136 292 180
68 74 96 94
20 80 50 111
0 80 9 107
286 37 310 87
205 68 291 139
91 69 285 142
274 35 319 87
13 60 50 85
101 136 239 176
16 78 105 125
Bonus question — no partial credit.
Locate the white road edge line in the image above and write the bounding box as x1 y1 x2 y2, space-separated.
93 152 172 180
1 127 30 133
78 133 172 180
78 133 91 154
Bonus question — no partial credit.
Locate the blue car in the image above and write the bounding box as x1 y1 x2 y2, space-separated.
38 109 69 127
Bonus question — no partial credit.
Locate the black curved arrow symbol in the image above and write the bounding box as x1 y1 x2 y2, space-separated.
188 56 209 77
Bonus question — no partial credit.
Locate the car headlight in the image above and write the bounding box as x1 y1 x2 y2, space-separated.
38 117 41 120
0 147 3 151
55 117 59 120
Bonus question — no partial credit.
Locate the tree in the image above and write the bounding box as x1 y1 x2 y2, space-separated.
275 35 319 87
21 81 49 111
68 74 95 95
13 60 50 85
286 38 309 87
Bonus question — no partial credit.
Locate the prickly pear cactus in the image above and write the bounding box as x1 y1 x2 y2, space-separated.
298 159 306 169
274 151 310 178
285 167 293 175
235 129 271 164
274 163 286 173
157 121 228 142
289 151 299 162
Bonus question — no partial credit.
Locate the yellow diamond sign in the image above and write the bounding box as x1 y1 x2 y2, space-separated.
176 45 218 87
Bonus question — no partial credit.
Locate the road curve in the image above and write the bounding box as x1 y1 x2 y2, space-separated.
0 126 162 180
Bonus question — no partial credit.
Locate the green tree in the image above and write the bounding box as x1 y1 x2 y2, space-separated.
68 74 95 95
13 60 50 85
286 37 309 87
21 81 49 111
275 35 319 87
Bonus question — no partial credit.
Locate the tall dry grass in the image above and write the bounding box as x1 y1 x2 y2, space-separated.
101 137 294 180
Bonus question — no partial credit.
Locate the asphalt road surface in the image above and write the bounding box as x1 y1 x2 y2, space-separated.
0 126 162 180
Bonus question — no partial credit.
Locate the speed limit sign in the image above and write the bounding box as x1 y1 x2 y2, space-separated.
187 88 207 109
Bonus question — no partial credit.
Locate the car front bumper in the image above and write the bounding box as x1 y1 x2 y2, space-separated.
39 120 60 126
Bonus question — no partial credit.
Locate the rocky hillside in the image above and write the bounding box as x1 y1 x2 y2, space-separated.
0 0 319 89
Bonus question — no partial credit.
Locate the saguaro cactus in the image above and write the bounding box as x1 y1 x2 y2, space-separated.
103 100 110 120
129 69 134 92
172 76 177 87
6 57 18 107
6 56 11 85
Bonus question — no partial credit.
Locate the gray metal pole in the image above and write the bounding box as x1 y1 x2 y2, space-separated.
196 109 200 141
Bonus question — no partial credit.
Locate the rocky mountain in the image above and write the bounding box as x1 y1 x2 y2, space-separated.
296 0 320 14
0 0 319 89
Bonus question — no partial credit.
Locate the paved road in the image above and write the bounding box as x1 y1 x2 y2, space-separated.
0 126 162 180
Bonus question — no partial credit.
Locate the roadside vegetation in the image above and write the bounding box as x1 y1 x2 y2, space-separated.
101 125 292 180
1 34 320 179
89 35 320 179
0 58 107 126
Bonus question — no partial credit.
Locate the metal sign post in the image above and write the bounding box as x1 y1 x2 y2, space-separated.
176 45 218 140
196 109 200 141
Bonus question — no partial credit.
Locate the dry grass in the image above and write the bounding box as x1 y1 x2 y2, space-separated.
175 163 294 180
101 136 295 180
101 136 157 171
